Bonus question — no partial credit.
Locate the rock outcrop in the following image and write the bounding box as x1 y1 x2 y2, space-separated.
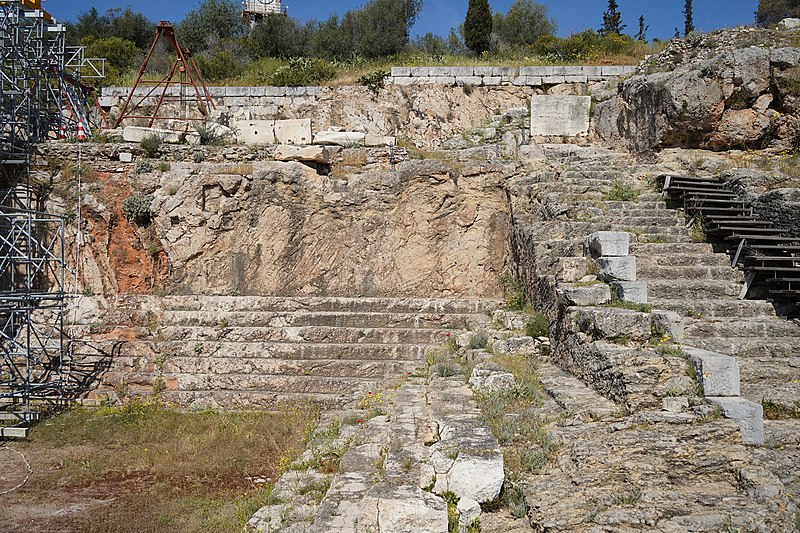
595 27 800 152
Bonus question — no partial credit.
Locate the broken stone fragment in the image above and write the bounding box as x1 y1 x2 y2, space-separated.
468 363 516 393
313 130 367 146
273 145 331 164
597 256 636 282
557 284 611 306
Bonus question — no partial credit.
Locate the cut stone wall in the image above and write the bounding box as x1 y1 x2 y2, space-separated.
388 65 636 87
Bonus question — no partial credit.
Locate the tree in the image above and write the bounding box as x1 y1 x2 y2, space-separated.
350 0 424 57
684 0 695 36
635 15 648 41
756 0 800 26
177 0 247 53
493 0 556 49
66 8 152 49
464 0 492 55
599 0 625 36
249 15 310 57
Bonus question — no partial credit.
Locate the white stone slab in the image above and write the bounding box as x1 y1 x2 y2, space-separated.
274 118 312 145
233 119 275 145
530 95 591 136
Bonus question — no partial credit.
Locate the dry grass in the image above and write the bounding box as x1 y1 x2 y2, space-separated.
0 400 318 532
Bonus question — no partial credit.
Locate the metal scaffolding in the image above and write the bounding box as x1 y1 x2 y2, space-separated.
0 1 94 433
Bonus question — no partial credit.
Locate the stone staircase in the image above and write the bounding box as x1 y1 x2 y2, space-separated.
68 295 495 409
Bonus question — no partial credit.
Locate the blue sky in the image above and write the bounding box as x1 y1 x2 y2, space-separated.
48 0 758 41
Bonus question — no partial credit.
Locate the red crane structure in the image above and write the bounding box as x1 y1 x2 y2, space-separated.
113 21 215 129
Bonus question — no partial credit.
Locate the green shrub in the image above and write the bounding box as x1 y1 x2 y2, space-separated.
467 332 489 350
196 49 246 82
135 160 153 174
140 134 161 158
195 123 234 146
122 194 154 224
525 312 549 338
502 275 526 310
270 57 338 86
603 181 640 201
358 69 390 96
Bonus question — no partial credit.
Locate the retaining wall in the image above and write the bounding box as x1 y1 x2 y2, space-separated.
388 65 636 86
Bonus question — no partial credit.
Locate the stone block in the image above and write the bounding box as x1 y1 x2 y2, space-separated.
506 336 536 354
122 126 187 144
97 96 115 108
519 66 546 76
542 76 567 84
582 66 603 78
455 76 483 86
450 66 474 77
391 66 411 77
409 66 430 76
274 118 312 145
557 284 611 307
684 346 741 397
313 131 366 146
706 397 764 445
364 134 396 147
779 17 800 29
248 86 266 97
662 396 689 413
377 488 449 533
597 256 636 282
225 86 248 97
264 86 287 97
225 96 248 107
601 65 636 77
457 498 481 532
428 66 451 77
432 76 456 85
118 152 132 163
573 307 652 342
530 95 591 136
564 75 588 83
482 77 502 86
285 86 307 96
557 256 588 283
585 231 630 258
233 119 275 145
492 66 518 77
511 76 529 86
273 145 330 164
611 281 647 304
473 66 494 76
651 310 684 343
469 364 516 393
445 454 504 503
392 77 416 86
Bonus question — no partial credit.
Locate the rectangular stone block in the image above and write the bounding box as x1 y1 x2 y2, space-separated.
285 87 307 96
264 86 287 97
492 66 518 77
97 96 115 107
585 231 630 258
685 346 741 397
650 310 684 343
391 77 415 86
450 66 474 77
233 119 275 145
473 66 494 76
611 281 647 304
482 77 502 86
409 66 430 76
511 76 529 86
427 67 451 77
707 397 764 445
519 66 546 76
275 118 311 145
432 76 456 85
597 256 636 282
391 66 411 77
118 152 133 163
455 76 483 86
557 284 611 306
564 75 588 83
601 65 636 77
225 96 249 107
248 86 266 97
542 76 567 84
530 94 591 136
583 66 603 79
225 87 248 97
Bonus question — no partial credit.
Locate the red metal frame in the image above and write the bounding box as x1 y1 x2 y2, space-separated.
112 21 215 129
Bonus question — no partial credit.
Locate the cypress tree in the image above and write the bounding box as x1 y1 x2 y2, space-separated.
635 15 648 41
464 0 492 55
684 0 695 36
600 0 625 36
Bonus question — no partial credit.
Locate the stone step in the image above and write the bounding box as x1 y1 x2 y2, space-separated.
683 337 800 359
158 373 387 395
737 358 800 407
579 215 685 227
81 339 432 361
159 296 498 314
644 278 742 299
156 325 454 344
649 298 776 318
158 310 483 330
107 356 419 378
535 222 688 240
684 317 800 338
570 200 669 210
630 242 716 255
163 389 347 409
636 264 743 281
538 361 620 420
574 207 681 219
636 252 730 267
